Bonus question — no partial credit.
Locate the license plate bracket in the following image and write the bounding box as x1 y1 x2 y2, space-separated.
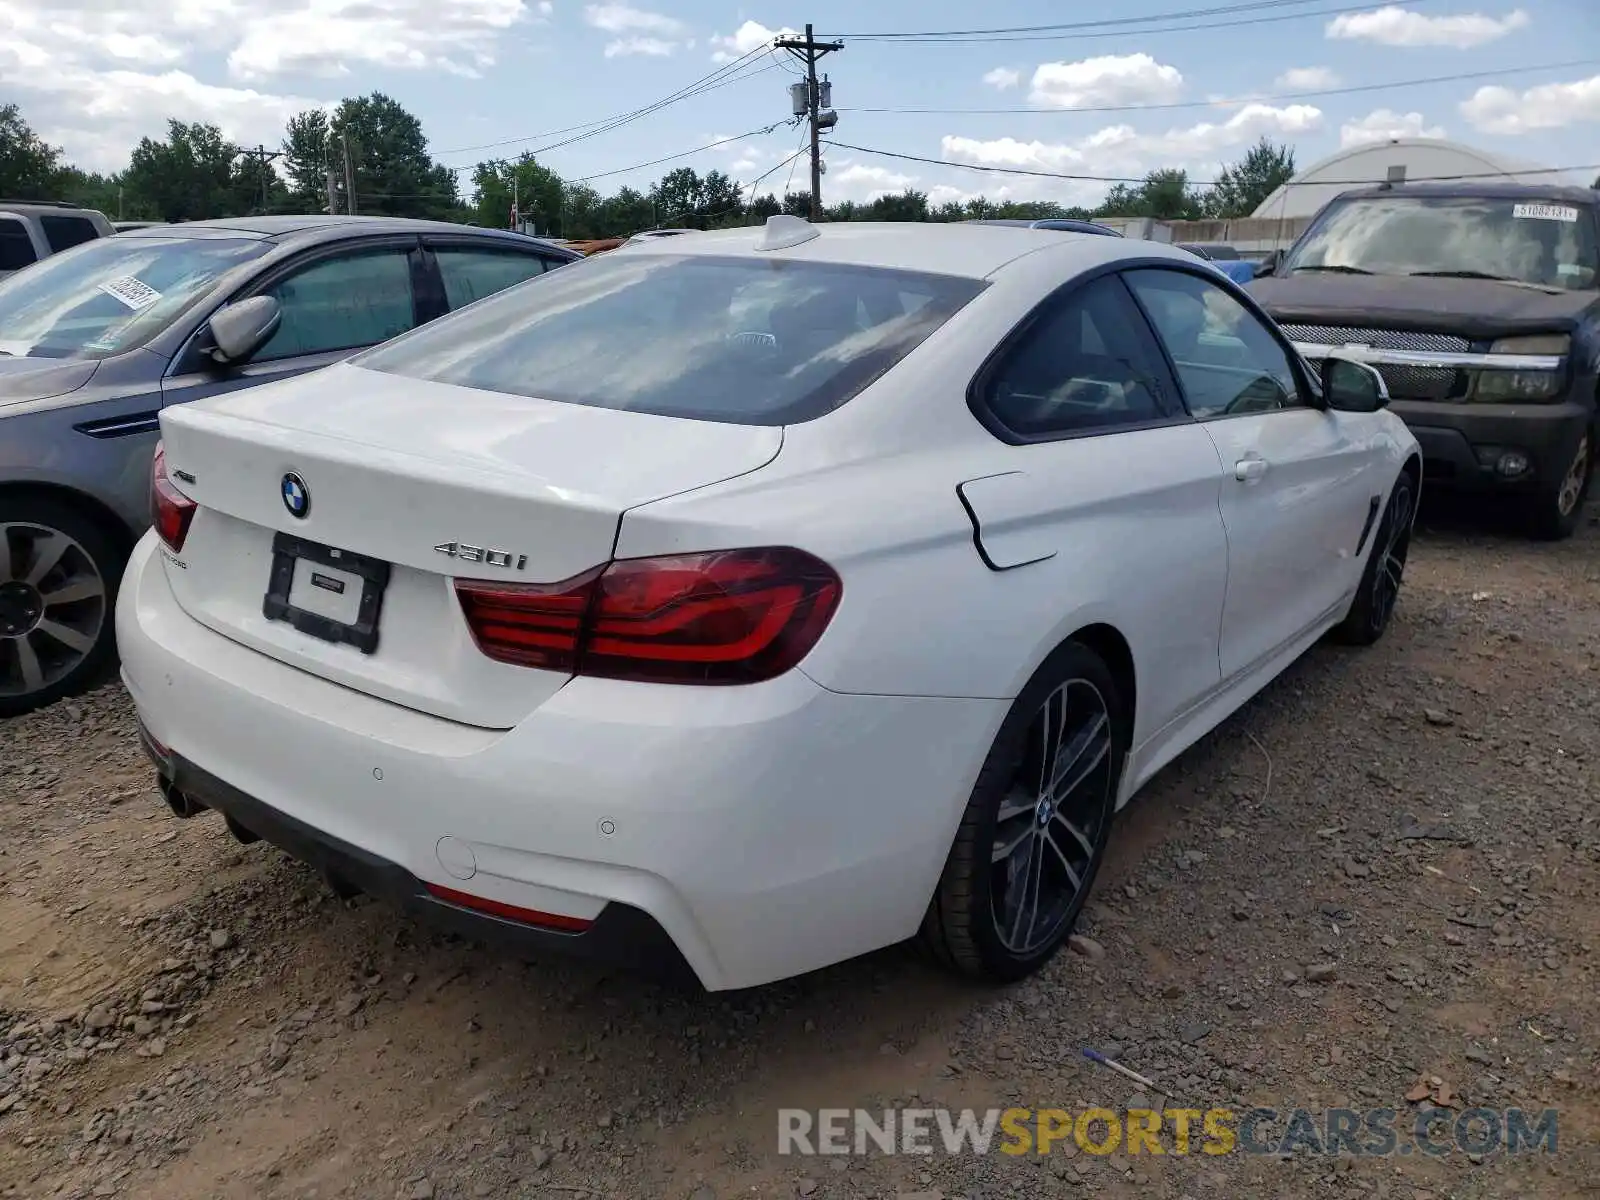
263 531 390 654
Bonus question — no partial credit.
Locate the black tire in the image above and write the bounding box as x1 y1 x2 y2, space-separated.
1523 430 1591 542
1333 468 1415 647
919 640 1127 983
0 496 126 719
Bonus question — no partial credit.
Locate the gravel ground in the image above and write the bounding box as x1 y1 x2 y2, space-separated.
1 505 1597 1200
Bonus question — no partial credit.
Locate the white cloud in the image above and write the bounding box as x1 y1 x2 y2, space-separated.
604 35 676 56
1325 6 1529 48
228 0 529 81
1339 108 1445 146
940 103 1324 202
983 67 1021 90
538 0 552 12
1029 53 1183 109
1460 74 1600 134
583 3 683 35
709 19 794 62
827 162 919 203
1275 66 1340 90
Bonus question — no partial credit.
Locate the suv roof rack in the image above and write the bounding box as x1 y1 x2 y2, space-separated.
0 198 77 208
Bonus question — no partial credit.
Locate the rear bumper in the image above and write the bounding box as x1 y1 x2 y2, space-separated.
139 729 697 982
116 532 1005 991
1391 398 1592 493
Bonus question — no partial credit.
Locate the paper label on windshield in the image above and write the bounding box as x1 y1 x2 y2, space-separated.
1512 203 1579 223
97 275 161 311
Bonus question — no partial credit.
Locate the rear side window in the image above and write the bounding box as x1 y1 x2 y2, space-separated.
354 253 986 425
434 246 550 309
0 219 35 270
40 215 101 254
976 274 1176 437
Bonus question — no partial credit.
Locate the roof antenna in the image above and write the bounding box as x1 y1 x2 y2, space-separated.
755 214 819 251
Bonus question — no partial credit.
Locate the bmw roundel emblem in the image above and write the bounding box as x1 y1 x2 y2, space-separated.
281 472 310 518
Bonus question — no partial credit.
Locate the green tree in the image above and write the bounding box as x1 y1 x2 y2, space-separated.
747 192 781 221
1205 138 1296 219
862 189 929 222
780 191 811 217
282 109 334 212
122 121 252 222
471 153 564 233
1095 170 1204 220
329 92 459 219
0 104 63 199
54 167 126 217
600 186 655 236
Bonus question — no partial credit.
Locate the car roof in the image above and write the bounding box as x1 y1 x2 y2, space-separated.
114 214 577 254
1332 181 1599 205
607 218 1191 280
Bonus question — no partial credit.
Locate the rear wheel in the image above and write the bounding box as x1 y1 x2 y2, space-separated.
920 641 1125 982
0 498 124 718
1523 432 1591 542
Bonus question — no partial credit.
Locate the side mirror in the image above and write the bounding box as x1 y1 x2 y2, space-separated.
1322 355 1388 412
206 295 280 364
1257 248 1285 277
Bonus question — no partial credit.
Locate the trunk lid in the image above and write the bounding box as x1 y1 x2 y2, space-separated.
156 362 783 728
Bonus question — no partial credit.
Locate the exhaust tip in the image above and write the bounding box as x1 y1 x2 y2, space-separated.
158 776 207 818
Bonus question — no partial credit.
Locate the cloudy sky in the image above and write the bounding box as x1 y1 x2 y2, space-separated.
1 0 1595 210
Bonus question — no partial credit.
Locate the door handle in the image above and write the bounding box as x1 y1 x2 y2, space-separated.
1234 458 1268 481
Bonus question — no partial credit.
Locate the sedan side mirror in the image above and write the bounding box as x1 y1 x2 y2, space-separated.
207 295 280 365
1256 248 1285 277
1322 355 1388 412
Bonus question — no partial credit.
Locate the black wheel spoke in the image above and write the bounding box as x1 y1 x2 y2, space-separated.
992 677 1113 956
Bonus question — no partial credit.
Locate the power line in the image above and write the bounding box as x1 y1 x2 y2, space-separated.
819 0 1427 39
821 0 1448 44
842 58 1600 116
435 47 774 160
572 123 793 184
822 139 1600 188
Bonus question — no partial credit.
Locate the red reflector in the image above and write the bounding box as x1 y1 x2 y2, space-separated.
424 882 594 933
454 547 842 685
150 440 196 554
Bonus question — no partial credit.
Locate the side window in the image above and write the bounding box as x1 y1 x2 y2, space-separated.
0 219 35 270
1123 268 1304 419
433 246 549 310
976 274 1176 437
39 215 101 253
253 248 416 362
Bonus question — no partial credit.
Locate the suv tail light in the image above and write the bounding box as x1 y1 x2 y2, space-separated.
150 440 196 553
454 547 842 685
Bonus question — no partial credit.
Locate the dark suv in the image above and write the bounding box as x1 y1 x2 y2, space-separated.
1248 182 1599 538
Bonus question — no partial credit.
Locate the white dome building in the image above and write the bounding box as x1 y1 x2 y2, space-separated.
1250 138 1577 223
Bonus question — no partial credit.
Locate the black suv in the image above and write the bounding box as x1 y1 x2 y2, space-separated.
1249 182 1599 538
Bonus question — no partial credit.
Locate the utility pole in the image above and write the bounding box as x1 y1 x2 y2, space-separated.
235 144 283 215
774 23 841 220
325 168 339 215
340 134 356 215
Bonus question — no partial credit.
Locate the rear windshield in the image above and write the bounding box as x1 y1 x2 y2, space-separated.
353 252 986 424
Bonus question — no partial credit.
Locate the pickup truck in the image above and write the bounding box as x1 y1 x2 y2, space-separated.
1248 181 1599 539
0 201 115 278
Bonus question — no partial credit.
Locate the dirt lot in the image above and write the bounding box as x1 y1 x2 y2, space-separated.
2 506 1597 1200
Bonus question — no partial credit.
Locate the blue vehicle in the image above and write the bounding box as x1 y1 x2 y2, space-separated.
1177 243 1257 284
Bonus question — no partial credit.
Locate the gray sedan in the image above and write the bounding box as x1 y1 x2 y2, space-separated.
0 215 580 716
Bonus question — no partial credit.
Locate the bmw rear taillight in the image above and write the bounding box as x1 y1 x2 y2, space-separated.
454 547 842 684
150 440 196 553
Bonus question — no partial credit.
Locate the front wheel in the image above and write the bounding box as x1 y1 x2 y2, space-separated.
1523 432 1591 542
0 499 124 718
1333 469 1415 646
920 641 1126 982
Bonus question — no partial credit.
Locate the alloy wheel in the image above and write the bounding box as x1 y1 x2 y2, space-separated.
1557 435 1590 518
0 522 109 699
990 678 1114 956
1369 480 1413 635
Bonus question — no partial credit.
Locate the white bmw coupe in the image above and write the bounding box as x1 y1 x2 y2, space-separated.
117 216 1419 991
